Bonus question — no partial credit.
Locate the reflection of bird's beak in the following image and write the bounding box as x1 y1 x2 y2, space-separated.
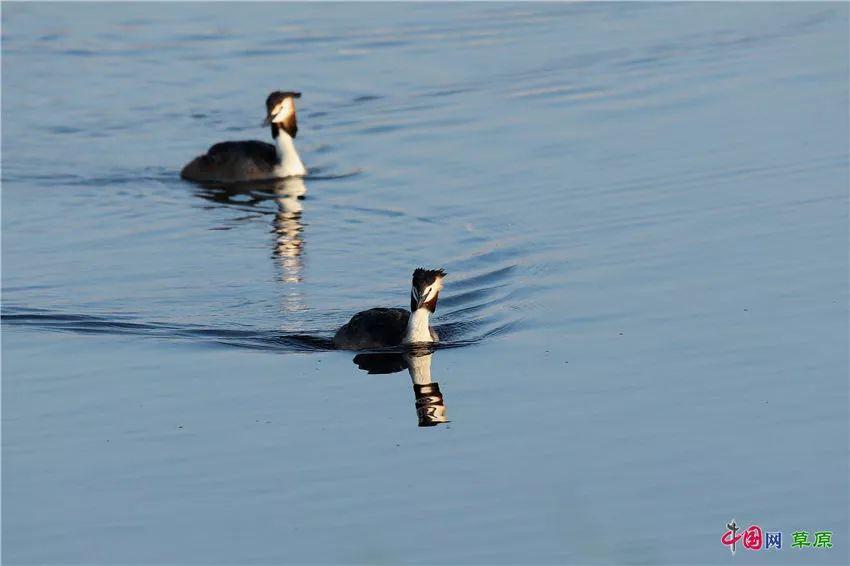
414 382 448 426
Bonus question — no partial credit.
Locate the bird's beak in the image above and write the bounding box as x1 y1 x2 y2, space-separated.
262 115 272 127
417 290 439 310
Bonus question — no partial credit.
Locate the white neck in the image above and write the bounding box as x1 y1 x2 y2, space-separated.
403 308 433 344
405 352 433 385
273 131 307 178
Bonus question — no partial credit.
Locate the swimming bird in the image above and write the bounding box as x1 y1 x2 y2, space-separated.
333 268 447 350
180 91 307 183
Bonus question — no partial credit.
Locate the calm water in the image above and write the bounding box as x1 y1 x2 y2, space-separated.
2 3 848 564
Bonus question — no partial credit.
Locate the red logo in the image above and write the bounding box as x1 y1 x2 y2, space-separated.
743 525 763 550
722 521 763 554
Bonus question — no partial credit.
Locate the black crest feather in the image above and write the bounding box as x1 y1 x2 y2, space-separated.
412 268 447 296
412 267 447 286
266 91 302 111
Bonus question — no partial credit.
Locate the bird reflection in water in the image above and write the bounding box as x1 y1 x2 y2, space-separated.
271 177 306 285
353 345 448 427
268 178 308 317
189 176 308 315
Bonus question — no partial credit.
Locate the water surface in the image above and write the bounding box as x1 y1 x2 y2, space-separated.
2 3 848 564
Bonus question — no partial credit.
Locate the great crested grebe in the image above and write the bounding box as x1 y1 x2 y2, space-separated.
333 268 446 350
180 91 307 183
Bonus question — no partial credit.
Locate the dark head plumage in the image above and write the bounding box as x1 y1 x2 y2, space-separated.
263 91 302 137
265 91 301 112
412 268 447 287
410 268 447 312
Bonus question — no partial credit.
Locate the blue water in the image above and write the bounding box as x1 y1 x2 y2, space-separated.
2 3 848 564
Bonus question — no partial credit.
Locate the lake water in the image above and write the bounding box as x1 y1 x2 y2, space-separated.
2 3 848 564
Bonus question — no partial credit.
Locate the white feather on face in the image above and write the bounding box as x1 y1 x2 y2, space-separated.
414 276 444 307
271 97 295 124
424 277 443 303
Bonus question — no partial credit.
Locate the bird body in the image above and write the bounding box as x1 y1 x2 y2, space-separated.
333 269 446 351
181 91 306 183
